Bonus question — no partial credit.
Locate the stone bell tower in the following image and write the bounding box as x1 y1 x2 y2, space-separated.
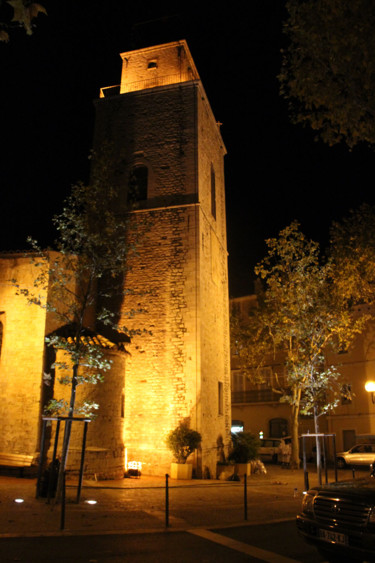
93 40 231 477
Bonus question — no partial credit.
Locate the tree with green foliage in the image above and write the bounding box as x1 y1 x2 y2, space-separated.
166 421 202 464
228 432 259 464
279 0 375 149
330 204 375 305
231 222 368 470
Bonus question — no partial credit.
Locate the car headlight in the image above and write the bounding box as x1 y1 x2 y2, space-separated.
302 490 318 515
368 506 375 524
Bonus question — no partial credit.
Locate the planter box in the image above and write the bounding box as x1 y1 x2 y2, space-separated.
235 462 251 477
170 462 193 480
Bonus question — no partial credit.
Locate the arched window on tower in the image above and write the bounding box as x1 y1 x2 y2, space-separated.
128 165 148 204
210 164 216 220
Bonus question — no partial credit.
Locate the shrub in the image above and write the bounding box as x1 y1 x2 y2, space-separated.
228 432 260 464
166 421 202 464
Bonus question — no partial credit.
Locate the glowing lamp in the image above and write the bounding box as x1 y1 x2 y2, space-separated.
365 381 375 403
128 461 142 470
14 498 24 503
127 460 142 478
85 500 97 505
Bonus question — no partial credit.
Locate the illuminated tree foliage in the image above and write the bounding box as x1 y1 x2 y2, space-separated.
279 0 375 149
232 222 368 469
330 204 375 305
0 0 46 42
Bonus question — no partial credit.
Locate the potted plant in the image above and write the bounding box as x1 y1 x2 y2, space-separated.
166 421 201 479
228 432 260 477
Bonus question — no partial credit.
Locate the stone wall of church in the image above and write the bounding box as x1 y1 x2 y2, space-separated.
0 255 47 457
122 205 199 476
195 90 231 477
48 350 126 479
93 81 200 475
93 51 231 478
93 82 198 201
122 202 231 478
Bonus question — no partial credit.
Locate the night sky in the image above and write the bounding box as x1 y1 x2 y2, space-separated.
1 1 374 296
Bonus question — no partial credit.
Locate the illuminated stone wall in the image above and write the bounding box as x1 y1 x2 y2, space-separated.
121 206 199 475
196 91 231 476
0 254 126 478
94 40 231 477
49 350 126 479
0 254 47 457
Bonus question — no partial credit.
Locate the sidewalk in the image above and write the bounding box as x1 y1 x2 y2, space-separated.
0 464 357 537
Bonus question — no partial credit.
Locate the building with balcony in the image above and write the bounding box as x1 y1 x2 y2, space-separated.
230 295 375 456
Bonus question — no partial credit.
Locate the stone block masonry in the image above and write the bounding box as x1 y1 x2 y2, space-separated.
0 255 47 456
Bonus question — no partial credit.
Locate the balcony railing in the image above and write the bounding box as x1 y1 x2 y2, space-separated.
232 389 281 404
121 72 195 93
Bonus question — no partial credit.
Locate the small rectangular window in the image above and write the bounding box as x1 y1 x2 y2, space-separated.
0 311 4 361
128 165 148 203
121 393 125 418
218 381 223 415
211 165 216 220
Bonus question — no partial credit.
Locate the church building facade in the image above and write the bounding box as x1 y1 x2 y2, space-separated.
0 41 231 479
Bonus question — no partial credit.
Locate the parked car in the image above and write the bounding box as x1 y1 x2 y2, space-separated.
297 476 375 562
258 438 283 463
336 444 375 468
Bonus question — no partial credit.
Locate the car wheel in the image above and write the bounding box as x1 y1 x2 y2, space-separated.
336 457 346 469
272 454 278 464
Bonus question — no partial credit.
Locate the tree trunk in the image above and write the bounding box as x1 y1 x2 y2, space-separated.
290 398 301 468
55 363 78 502
314 405 322 485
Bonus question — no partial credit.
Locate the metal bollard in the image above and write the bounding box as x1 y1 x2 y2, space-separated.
165 473 169 528
244 473 248 521
60 470 66 531
304 470 309 492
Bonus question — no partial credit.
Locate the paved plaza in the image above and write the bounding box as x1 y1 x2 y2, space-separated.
0 464 356 537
